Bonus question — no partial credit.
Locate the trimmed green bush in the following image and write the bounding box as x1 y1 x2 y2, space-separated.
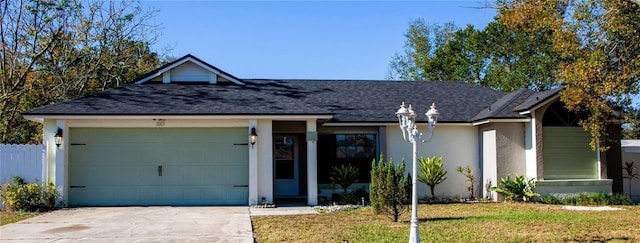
489 174 539 202
1 176 59 212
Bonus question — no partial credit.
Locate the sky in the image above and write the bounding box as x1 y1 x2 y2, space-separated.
142 1 496 80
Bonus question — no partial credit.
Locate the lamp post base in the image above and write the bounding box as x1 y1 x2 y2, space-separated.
409 219 420 243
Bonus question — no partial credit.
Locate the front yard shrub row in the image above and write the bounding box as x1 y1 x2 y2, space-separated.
0 176 59 212
540 193 634 206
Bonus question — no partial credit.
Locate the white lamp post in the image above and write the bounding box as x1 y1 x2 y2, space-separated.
395 102 440 243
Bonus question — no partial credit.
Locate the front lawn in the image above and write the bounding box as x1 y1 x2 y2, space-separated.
0 210 40 226
252 203 640 242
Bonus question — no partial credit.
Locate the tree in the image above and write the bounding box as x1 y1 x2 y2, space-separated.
418 156 447 198
497 0 640 149
370 156 411 222
0 0 163 144
388 20 457 81
389 18 560 92
623 109 640 139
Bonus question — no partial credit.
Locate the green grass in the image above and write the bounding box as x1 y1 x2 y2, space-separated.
252 203 640 242
0 210 40 226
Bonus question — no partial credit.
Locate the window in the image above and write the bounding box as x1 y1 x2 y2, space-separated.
335 134 376 158
318 133 377 183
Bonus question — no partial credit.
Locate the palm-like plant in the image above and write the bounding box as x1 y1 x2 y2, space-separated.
418 156 447 198
330 164 359 195
489 174 539 202
623 161 639 195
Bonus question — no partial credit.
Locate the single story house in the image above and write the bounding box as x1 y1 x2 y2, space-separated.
23 54 619 206
622 140 640 201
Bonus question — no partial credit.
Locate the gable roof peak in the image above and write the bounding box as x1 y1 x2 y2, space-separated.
134 54 244 85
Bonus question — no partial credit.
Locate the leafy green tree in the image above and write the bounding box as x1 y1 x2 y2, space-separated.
418 156 447 198
497 0 640 149
329 164 359 195
389 18 559 92
0 0 164 144
370 156 411 222
388 20 457 81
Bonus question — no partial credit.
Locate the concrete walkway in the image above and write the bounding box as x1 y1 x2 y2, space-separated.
249 206 319 216
0 207 253 243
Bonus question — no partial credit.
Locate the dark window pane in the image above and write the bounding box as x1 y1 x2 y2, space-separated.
275 160 294 179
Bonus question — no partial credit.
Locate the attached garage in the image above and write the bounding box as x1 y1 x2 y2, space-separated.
68 127 249 206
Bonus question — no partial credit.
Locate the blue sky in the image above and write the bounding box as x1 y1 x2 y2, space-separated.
143 1 496 80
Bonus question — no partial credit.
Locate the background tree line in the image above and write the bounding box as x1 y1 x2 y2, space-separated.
1 0 165 144
389 0 640 144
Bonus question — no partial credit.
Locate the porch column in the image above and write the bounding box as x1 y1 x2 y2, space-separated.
248 120 258 205
44 119 67 205
306 119 318 205
524 115 538 179
257 120 274 204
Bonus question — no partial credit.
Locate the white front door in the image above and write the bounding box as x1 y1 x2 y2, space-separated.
274 135 299 196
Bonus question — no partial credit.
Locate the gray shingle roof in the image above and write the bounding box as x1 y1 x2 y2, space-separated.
514 87 562 112
24 79 511 123
24 53 562 124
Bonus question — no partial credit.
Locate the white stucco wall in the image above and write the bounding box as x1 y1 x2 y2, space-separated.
495 123 527 178
385 124 479 199
621 140 640 202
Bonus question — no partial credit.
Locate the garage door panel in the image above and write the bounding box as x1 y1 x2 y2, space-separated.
69 127 249 206
223 165 249 185
227 188 249 202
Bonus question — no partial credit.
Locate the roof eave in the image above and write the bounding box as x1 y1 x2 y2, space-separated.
517 92 561 115
22 114 335 123
471 118 531 126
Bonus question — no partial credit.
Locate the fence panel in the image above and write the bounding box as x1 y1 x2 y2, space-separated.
0 144 46 184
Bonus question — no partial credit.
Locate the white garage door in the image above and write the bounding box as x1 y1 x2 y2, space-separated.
69 127 249 206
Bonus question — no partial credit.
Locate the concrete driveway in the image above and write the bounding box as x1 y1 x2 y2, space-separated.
0 207 253 243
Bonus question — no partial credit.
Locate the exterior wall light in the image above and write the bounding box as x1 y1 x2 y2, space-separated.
395 102 439 243
249 127 258 148
54 128 63 149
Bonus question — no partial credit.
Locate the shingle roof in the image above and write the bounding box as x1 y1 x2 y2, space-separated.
23 54 561 124
23 79 509 123
514 87 562 112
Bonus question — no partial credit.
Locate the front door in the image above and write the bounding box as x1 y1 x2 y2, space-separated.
274 135 299 196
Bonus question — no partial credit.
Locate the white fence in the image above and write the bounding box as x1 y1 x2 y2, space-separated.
0 144 47 184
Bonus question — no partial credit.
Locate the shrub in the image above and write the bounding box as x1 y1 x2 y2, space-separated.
418 156 447 198
370 155 411 222
329 164 359 195
558 193 634 206
0 176 59 212
608 193 634 205
456 165 476 200
489 174 539 202
540 195 562 205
